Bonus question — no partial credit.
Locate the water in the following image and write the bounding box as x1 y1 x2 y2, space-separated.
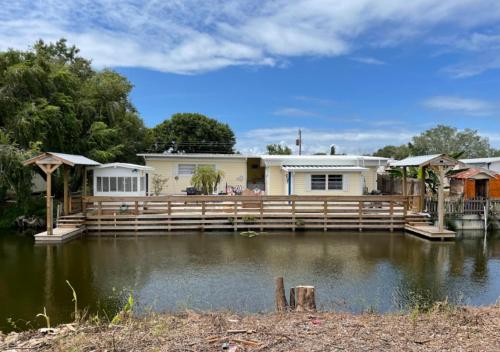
1 230 499 331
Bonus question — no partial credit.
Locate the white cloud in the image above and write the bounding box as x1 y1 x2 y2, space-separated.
351 56 386 65
422 96 494 115
2 0 500 74
236 127 414 154
273 108 320 117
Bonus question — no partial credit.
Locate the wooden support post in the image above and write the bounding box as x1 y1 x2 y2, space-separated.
259 199 264 232
98 201 102 233
167 200 172 232
323 200 327 232
438 165 445 232
358 201 363 232
289 287 296 310
295 286 316 312
419 166 426 212
63 165 70 215
389 200 394 232
201 201 206 231
233 200 238 232
402 166 408 197
134 201 139 215
83 167 87 196
46 168 53 235
275 277 288 312
291 199 296 232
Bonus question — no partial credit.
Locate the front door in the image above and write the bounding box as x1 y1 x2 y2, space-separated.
475 179 488 198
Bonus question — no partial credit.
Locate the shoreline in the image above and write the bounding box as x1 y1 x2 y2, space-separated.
1 304 499 351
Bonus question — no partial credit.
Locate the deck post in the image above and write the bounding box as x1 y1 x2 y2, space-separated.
46 167 53 235
389 200 394 232
63 165 70 215
291 199 296 232
419 166 426 212
260 199 264 232
323 200 327 232
358 201 363 232
82 167 87 196
201 201 206 231
402 167 408 197
438 165 445 232
233 200 238 232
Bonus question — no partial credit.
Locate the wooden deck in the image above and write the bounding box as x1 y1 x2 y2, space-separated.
404 224 456 240
34 226 85 243
33 195 454 242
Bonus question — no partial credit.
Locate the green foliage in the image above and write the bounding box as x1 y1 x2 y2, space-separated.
36 307 51 329
0 39 149 164
374 125 496 159
111 292 135 325
151 113 235 153
373 144 412 159
266 143 292 155
0 131 37 207
191 166 224 195
66 280 80 323
151 174 169 196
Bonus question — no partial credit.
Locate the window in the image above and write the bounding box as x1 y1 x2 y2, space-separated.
328 175 343 190
125 177 131 192
132 177 138 192
178 164 196 175
110 177 117 192
311 174 343 190
102 177 109 192
140 176 145 191
118 177 124 192
97 177 102 192
311 175 326 190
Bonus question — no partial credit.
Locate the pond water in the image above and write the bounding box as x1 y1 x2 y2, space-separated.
1 230 499 331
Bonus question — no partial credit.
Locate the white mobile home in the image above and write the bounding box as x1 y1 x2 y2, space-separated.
91 163 153 196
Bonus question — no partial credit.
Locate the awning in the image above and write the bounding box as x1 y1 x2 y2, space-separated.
24 152 101 167
282 165 368 172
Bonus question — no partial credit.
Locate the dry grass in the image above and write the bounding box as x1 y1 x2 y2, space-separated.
1 304 499 351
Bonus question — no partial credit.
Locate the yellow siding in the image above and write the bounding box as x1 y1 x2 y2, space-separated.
145 159 247 194
266 166 285 195
293 172 362 195
362 167 378 193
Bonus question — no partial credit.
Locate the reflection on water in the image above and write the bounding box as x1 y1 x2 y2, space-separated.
1 230 499 331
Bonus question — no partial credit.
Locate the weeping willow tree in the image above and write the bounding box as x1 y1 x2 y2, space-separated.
191 166 224 195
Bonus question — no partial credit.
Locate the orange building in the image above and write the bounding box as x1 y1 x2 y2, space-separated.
449 168 500 199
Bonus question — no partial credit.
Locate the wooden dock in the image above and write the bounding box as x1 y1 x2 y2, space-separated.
34 226 85 243
33 195 454 242
404 224 456 240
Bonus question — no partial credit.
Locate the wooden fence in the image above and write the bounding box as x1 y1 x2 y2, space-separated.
80 195 422 233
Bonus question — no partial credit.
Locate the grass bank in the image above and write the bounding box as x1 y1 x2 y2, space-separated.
1 304 499 351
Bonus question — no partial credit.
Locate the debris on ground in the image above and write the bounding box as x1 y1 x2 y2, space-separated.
1 305 499 351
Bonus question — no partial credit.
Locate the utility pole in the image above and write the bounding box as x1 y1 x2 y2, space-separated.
296 129 302 155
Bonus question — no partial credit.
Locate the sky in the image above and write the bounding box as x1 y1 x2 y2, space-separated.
1 0 500 154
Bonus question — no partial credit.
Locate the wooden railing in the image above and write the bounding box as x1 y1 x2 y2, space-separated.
425 197 500 216
80 195 417 232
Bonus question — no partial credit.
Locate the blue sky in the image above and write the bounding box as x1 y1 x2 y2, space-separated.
1 0 500 154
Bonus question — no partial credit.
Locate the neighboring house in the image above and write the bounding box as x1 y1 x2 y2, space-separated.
449 168 500 199
90 163 154 196
459 157 500 173
137 153 388 196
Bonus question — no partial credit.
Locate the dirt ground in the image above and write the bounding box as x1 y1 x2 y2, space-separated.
1 304 499 351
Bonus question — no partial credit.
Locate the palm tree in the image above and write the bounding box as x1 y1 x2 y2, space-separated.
191 166 224 195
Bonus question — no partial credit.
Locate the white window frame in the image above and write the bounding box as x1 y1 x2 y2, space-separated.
310 174 343 190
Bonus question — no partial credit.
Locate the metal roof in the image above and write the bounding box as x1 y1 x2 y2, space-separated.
90 162 154 171
282 165 368 172
390 154 457 167
24 152 101 167
449 167 497 179
138 153 250 159
459 157 500 164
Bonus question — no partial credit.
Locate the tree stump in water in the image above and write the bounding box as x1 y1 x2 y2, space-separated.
295 286 316 312
289 287 296 310
275 277 288 312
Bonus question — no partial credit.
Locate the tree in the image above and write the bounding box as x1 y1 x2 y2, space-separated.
373 144 412 160
191 166 224 195
0 39 149 163
266 144 292 155
411 125 493 158
151 174 169 196
151 113 235 154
